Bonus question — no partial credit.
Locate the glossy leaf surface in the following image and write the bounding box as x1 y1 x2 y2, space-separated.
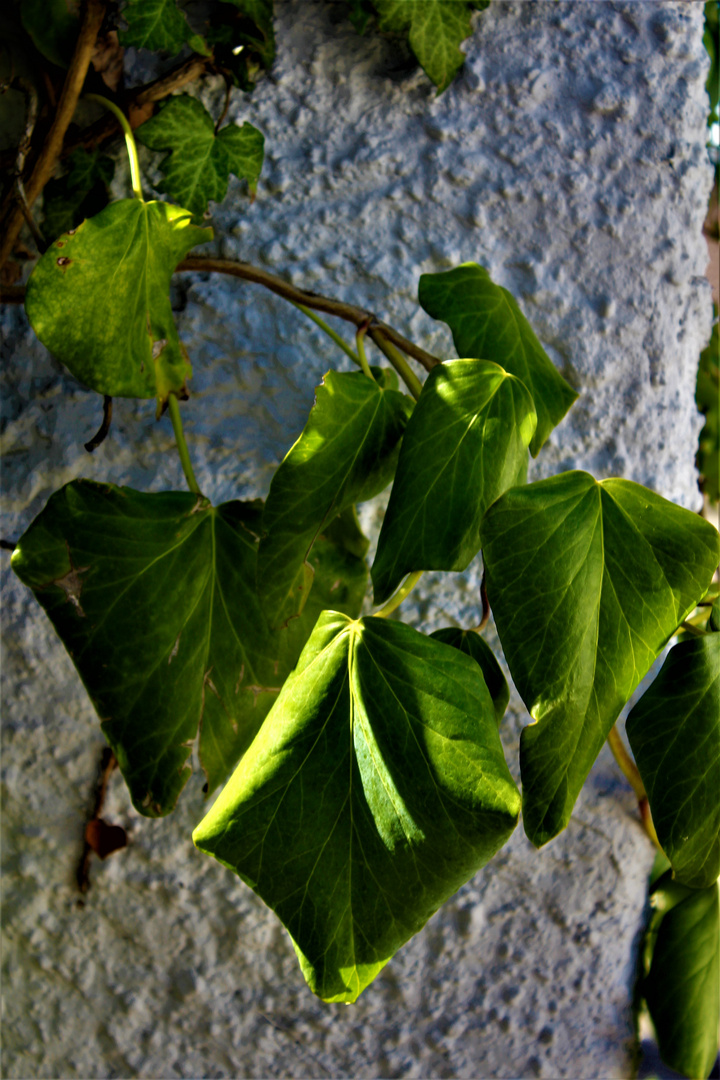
11 482 366 816
372 360 536 604
373 0 475 92
259 370 413 628
119 0 208 55
480 471 720 847
419 263 578 456
643 871 719 1080
25 199 211 409
136 96 264 219
194 611 520 1002
430 627 509 725
627 634 720 889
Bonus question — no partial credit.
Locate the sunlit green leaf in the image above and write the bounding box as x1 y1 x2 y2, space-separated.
419 263 578 456
430 627 509 725
10 481 366 816
627 634 720 889
194 611 520 1002
119 0 209 56
42 148 115 241
643 870 719 1080
258 370 413 628
136 96 264 219
25 199 211 411
373 0 475 93
480 471 720 847
372 359 536 604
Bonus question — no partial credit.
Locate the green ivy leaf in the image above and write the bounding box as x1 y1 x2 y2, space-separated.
373 0 476 93
371 359 536 604
430 627 509 725
193 611 520 1002
119 0 209 56
696 314 719 503
41 148 115 241
643 871 719 1080
626 634 720 889
258 370 413 628
346 0 375 35
419 264 578 456
21 0 79 68
480 471 720 847
136 96 264 219
10 481 366 816
25 199 211 411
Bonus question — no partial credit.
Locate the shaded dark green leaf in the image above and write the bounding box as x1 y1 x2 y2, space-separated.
10 482 366 816
136 96 264 219
21 0 79 68
480 471 720 847
25 199 211 411
627 634 720 889
194 611 520 1002
419 263 578 456
215 0 275 72
372 359 536 604
259 370 413 628
42 148 115 241
119 0 209 55
373 0 475 93
696 313 719 503
346 0 375 35
643 870 719 1080
430 627 509 725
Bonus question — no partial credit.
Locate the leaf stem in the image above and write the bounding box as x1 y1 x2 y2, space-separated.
291 302 362 367
679 621 706 637
374 571 423 619
84 94 143 200
356 320 376 381
370 333 423 400
167 395 201 494
606 724 662 849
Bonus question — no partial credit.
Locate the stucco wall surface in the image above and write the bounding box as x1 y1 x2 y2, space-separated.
0 2 714 1078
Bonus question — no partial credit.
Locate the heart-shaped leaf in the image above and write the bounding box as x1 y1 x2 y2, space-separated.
259 370 413 628
418 264 578 456
119 0 209 56
136 96 264 219
627 634 720 889
373 0 476 93
193 611 520 1002
480 471 720 847
11 481 367 816
371 359 536 604
25 199 211 411
430 627 509 725
642 871 719 1080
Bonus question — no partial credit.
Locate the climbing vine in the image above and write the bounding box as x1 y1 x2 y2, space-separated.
1 2 718 1077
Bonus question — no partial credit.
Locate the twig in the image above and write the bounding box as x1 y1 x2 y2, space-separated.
477 571 490 632
0 286 26 305
0 0 107 270
59 54 211 159
176 256 442 373
214 76 233 134
0 539 17 552
84 395 113 452
606 723 662 849
76 746 120 895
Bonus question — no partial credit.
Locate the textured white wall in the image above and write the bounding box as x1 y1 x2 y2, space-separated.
1 2 714 1077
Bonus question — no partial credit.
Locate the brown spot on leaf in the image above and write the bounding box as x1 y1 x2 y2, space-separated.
235 664 245 694
56 256 72 268
247 685 281 704
152 338 168 360
168 631 181 664
56 241 64 248
330 579 341 592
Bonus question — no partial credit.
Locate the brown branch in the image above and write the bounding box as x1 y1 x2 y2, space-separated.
176 256 442 372
61 54 211 159
0 286 26 305
0 0 107 270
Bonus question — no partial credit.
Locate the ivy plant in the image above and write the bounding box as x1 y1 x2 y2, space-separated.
1 2 719 1076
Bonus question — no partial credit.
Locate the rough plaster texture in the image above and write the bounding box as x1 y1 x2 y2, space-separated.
1 2 715 1077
